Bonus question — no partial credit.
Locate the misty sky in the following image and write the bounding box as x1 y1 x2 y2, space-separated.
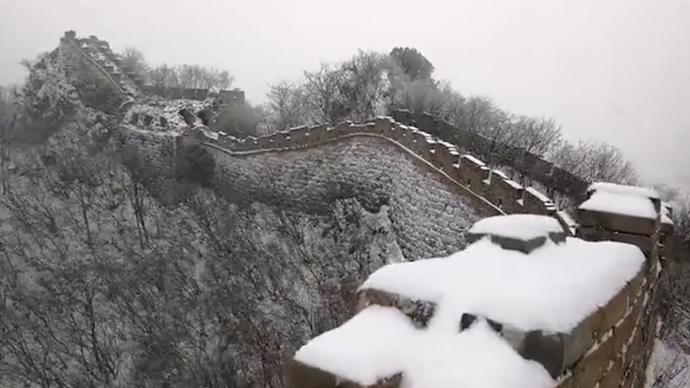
1 0 689 188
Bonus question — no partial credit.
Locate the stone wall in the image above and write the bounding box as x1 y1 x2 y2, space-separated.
284 186 664 388
119 115 567 260
392 110 589 205
189 119 560 215
557 189 665 388
177 118 569 258
116 114 666 387
141 85 210 101
59 35 125 114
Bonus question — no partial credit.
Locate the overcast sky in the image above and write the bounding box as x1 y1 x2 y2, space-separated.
1 0 689 188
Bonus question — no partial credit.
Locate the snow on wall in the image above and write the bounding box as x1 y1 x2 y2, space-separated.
580 190 658 220
112 112 663 388
294 306 555 388
189 118 566 221
392 110 589 203
469 214 564 241
290 197 664 388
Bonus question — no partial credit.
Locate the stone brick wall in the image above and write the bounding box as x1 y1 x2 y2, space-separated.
284 189 664 388
392 110 589 204
59 36 125 114
62 31 141 97
191 118 560 215
174 118 567 258
117 116 665 387
141 85 210 101
555 189 664 388
119 116 569 259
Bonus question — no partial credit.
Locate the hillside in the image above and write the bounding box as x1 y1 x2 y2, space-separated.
0 32 492 387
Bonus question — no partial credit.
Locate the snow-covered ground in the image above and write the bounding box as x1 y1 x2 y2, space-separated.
646 339 690 388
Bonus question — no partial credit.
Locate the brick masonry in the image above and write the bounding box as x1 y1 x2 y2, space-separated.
115 105 663 388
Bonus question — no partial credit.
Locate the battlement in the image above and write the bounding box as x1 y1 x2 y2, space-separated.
392 110 590 204
182 117 564 224
61 31 144 97
287 185 667 388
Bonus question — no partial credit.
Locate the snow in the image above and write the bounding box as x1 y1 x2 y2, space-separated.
556 210 577 235
462 154 486 166
295 306 554 388
506 179 524 189
589 182 659 200
645 339 689 388
526 187 553 203
293 215 645 387
492 170 509 179
662 202 674 225
360 237 644 333
580 190 657 219
470 214 563 241
295 306 412 385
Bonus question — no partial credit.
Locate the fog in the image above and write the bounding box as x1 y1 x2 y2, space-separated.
1 0 688 187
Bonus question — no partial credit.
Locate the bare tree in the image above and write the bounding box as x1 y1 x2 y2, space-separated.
121 47 148 77
303 63 349 123
147 64 178 89
549 140 638 184
454 96 507 134
509 116 562 157
266 81 306 130
340 50 388 122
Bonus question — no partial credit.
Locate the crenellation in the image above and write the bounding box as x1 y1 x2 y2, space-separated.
308 124 328 142
523 187 555 215
273 131 289 148
410 131 434 160
394 110 590 204
458 154 489 194
430 142 459 174
371 117 391 136
331 121 352 137
487 170 525 213
174 114 573 258
257 135 275 148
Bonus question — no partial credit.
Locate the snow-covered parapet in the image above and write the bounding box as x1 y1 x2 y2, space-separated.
573 182 669 387
578 182 661 236
194 116 565 219
576 182 671 260
288 215 648 388
468 214 566 253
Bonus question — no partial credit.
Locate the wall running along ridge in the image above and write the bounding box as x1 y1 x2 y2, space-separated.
173 118 576 259
116 104 662 388
285 185 668 388
63 31 665 386
392 109 590 205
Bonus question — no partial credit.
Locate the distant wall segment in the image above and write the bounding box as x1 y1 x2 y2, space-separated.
392 109 589 205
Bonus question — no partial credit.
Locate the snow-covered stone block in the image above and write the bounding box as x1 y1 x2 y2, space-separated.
292 306 555 388
468 214 566 253
578 182 661 236
357 288 435 328
430 142 459 173
287 358 401 388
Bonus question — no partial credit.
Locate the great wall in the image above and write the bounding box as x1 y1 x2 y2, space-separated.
32 31 679 387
